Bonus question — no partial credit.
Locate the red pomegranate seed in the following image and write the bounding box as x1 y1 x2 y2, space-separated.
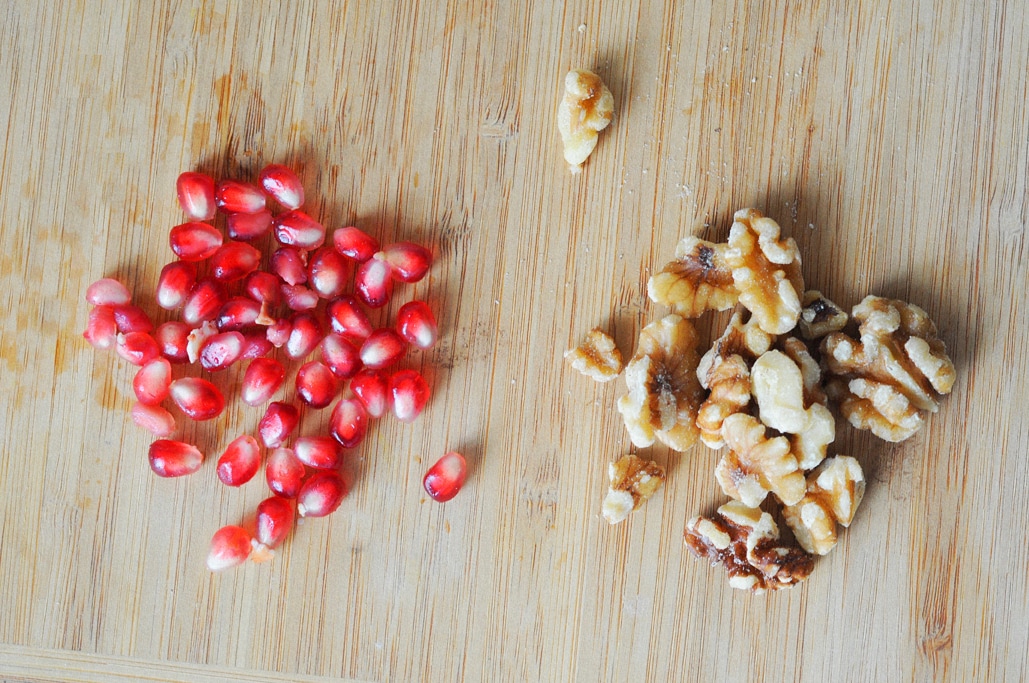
307 247 348 299
240 333 274 359
216 435 261 486
169 222 223 261
176 172 217 221
396 300 438 349
326 295 373 340
265 446 305 498
85 278 132 306
112 304 154 334
259 401 299 448
350 368 391 418
115 332 160 366
227 209 273 241
266 318 292 348
259 164 305 210
210 241 262 282
329 397 367 448
281 284 319 311
423 451 467 502
295 361 340 408
379 242 432 283
389 369 430 423
199 331 245 371
182 278 227 325
320 333 362 379
285 313 322 360
155 321 191 363
333 226 379 262
244 271 283 305
83 305 118 350
274 210 325 249
296 472 347 518
156 261 197 310
293 436 342 470
215 179 265 214
360 329 408 369
215 297 261 331
148 439 204 477
206 525 252 572
241 357 286 406
252 496 295 561
185 320 218 363
132 357 172 405
169 377 225 420
354 257 392 308
270 246 308 285
131 403 177 437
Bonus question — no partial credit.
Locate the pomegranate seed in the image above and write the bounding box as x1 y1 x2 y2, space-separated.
241 357 286 406
265 447 305 498
396 300 438 349
169 377 225 420
266 318 292 348
85 277 132 306
131 403 177 437
259 401 299 448
295 361 340 408
206 525 252 572
227 209 273 241
210 241 262 282
240 333 274 360
379 242 432 283
112 304 154 334
389 369 430 423
156 261 197 310
155 321 191 363
83 305 118 350
199 331 245 371
182 278 226 325
281 284 319 311
296 472 347 518
215 179 265 214
360 329 408 369
273 210 325 249
321 333 362 379
329 397 367 448
326 296 373 340
307 247 348 299
333 226 379 262
216 435 261 486
259 164 305 209
271 247 308 285
350 368 391 418
423 451 467 502
244 271 283 305
115 332 160 366
148 439 204 477
294 436 342 470
169 222 223 261
354 257 392 308
132 357 172 405
252 496 295 560
216 297 261 331
285 313 322 360
185 320 217 363
176 172 217 221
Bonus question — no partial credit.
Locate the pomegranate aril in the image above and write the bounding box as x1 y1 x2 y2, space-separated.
360 329 408 369
259 164 305 210
132 357 172 405
296 472 347 518
206 525 253 572
259 401 299 448
333 226 379 262
85 278 132 306
266 318 292 348
115 332 160 366
216 435 261 486
273 210 325 249
296 361 340 409
156 261 197 310
210 241 262 282
199 331 245 371
326 295 373 341
293 436 343 470
321 333 362 379
216 297 261 331
182 278 227 325
380 241 432 283
354 257 392 308
131 403 176 438
227 209 272 241
216 179 266 214
281 284 319 312
176 172 217 221
265 446 305 498
83 305 118 350
271 247 308 285
155 321 191 363
169 222 223 261
148 439 204 477
244 271 283 305
395 300 438 349
330 397 368 448
240 333 274 360
186 320 218 363
423 451 467 502
390 369 430 423
253 496 295 556
285 313 322 360
350 368 391 418
241 357 286 406
169 377 225 421
307 247 348 299
113 304 154 334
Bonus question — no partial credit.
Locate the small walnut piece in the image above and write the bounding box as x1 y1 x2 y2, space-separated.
601 454 666 524
695 354 751 449
798 290 848 340
648 236 738 317
557 69 614 174
783 456 866 555
564 328 624 382
715 413 806 506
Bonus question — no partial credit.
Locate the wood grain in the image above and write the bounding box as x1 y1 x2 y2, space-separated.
1 1 1027 681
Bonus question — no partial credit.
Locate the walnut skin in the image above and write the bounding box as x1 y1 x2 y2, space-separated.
783 456 866 555
648 236 738 318
601 454 666 524
557 69 614 174
565 328 624 382
798 290 848 340
715 413 806 507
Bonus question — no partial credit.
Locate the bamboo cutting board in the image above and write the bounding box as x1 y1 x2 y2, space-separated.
1 1 1027 681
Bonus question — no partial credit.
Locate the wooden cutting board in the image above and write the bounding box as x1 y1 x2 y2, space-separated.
1 1 1027 681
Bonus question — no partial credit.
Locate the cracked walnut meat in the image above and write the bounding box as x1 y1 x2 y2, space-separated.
601 454 666 524
783 456 866 555
798 290 848 340
557 69 614 174
715 413 806 507
648 236 738 318
565 328 624 382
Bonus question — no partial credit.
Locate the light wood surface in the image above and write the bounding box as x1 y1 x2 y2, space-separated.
2 1 1027 681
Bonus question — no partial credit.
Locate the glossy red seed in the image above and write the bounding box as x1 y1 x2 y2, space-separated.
244 271 283 305
226 209 273 241
85 278 132 306
333 226 380 262
281 284 319 312
326 296 373 341
216 435 261 486
285 313 322 360
396 300 438 349
320 333 362 379
148 439 204 477
423 451 467 502
169 222 223 261
83 305 118 350
182 279 226 325
186 320 218 363
241 357 286 406
360 329 408 369
265 446 305 498
156 261 198 310
254 496 295 553
215 297 261 331
295 361 340 408
329 397 368 448
240 333 274 360
354 257 392 308
199 331 245 371
389 369 430 423
131 403 177 437
293 436 342 470
206 525 252 572
259 164 305 210
115 332 161 366
155 321 191 363
210 241 262 282
259 402 299 448
380 242 432 283
176 172 217 221
133 357 172 405
265 318 292 348
273 210 325 249
307 247 348 299
270 246 308 285
112 305 154 334
215 179 266 214
169 377 225 420
350 368 391 418
296 472 347 518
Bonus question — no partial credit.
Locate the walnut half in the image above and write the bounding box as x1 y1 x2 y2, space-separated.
648 236 738 318
557 69 614 174
601 454 666 524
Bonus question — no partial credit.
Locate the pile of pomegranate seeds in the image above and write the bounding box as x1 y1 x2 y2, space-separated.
83 164 468 572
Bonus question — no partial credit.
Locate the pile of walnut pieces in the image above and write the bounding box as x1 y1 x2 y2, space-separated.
565 207 956 593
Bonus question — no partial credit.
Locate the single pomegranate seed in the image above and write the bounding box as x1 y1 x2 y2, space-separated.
115 332 160 366
390 369 430 423
320 333 362 379
169 222 223 261
259 164 305 210
226 209 273 241
294 436 342 470
169 377 225 421
83 305 118 350
112 304 154 334
273 210 325 249
379 242 432 283
240 333 274 359
244 271 283 305
199 331 245 371
155 321 191 363
296 472 347 518
354 257 392 308
333 226 379 262
206 525 252 572
295 361 340 408
259 401 299 448
266 318 292 348
350 368 391 418
360 329 408 369
216 435 261 486
329 397 368 448
252 496 295 562
423 451 467 502
326 296 373 341
181 278 227 325
132 357 172 405
270 246 308 285
215 179 266 214
131 403 176 437
396 300 438 349
241 357 286 406
215 297 261 331
156 261 198 310
176 172 216 221
285 313 322 360
85 277 132 306
148 439 204 477
186 320 218 363
281 284 319 312
265 446 305 498
307 247 348 299
210 241 262 282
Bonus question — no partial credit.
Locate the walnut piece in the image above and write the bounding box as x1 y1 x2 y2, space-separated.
724 208 805 335
601 454 666 524
685 500 814 592
798 290 848 340
557 69 614 174
715 413 806 506
617 315 704 451
565 328 624 382
783 456 866 555
648 236 738 317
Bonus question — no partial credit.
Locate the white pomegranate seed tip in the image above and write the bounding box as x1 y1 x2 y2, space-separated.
206 525 253 571
85 278 132 306
423 451 467 502
389 369 430 423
